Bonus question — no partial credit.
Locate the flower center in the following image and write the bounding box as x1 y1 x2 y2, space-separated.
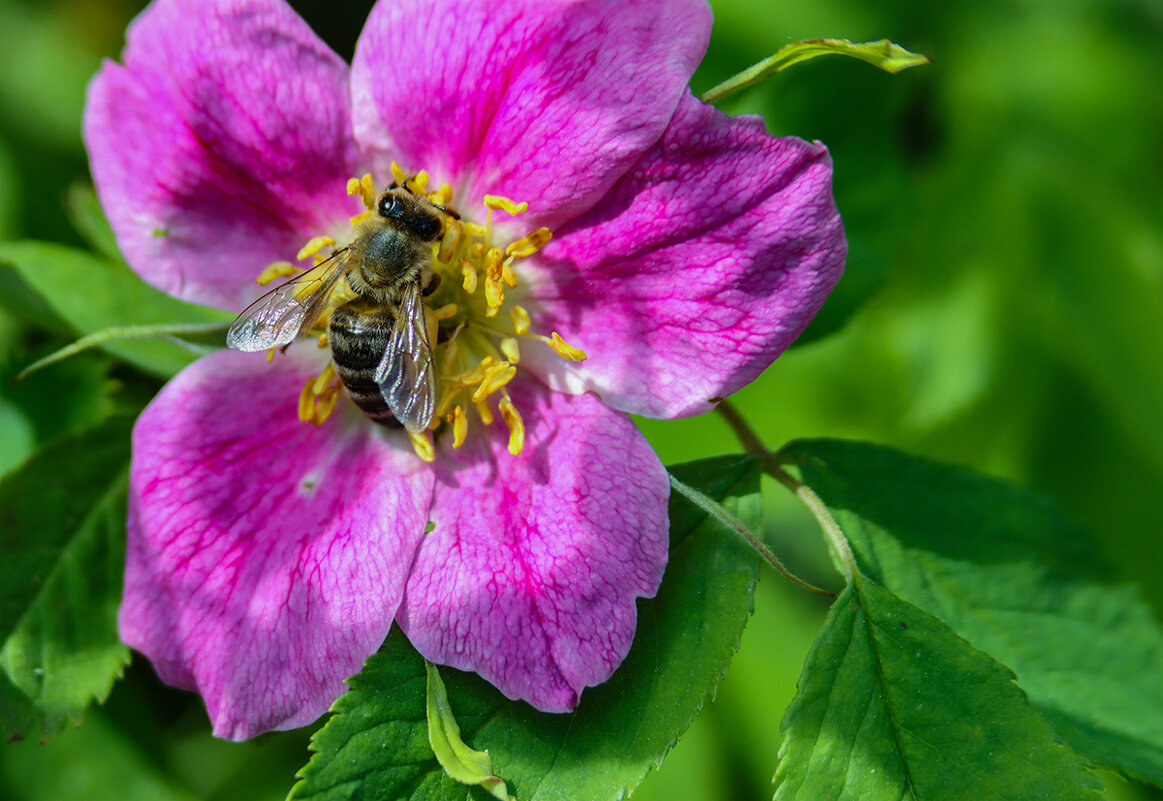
256 163 586 461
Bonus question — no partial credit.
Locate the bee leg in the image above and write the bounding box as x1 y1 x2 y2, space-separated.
422 272 442 297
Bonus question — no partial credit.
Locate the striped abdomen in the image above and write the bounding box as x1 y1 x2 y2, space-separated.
328 300 400 426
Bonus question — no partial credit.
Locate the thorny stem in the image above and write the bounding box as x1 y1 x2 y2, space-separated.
716 399 856 584
668 474 833 597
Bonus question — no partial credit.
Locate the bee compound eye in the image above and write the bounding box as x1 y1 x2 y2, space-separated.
378 194 399 218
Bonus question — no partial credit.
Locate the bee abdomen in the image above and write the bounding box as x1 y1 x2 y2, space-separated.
328 303 400 427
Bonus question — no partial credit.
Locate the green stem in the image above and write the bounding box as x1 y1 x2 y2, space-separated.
14 322 228 382
668 473 833 597
716 400 856 583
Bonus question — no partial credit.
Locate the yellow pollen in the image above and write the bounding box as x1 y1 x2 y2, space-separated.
265 347 276 363
471 361 516 404
346 177 361 196
484 195 529 215
317 332 329 349
297 236 335 261
475 399 495 425
498 395 525 455
510 305 531 335
505 227 552 258
257 261 298 285
430 183 453 206
412 171 430 192
432 302 459 321
461 260 478 293
458 356 496 387
484 247 504 280
484 278 504 315
501 260 518 289
500 337 520 363
409 430 435 462
438 225 461 264
390 161 408 186
312 363 337 396
544 332 587 361
465 221 488 238
450 404 468 448
350 210 374 226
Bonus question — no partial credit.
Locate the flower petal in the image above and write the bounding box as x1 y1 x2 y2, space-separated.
122 348 434 739
520 91 847 418
351 0 711 226
84 0 360 312
398 377 669 711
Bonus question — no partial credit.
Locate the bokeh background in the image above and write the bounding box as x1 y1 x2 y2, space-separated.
1 0 1160 799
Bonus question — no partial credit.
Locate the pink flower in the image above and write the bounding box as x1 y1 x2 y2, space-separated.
85 0 845 740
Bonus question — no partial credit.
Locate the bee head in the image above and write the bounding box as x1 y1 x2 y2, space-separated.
377 189 444 242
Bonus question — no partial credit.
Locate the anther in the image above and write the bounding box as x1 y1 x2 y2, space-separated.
472 361 516 404
500 337 520 363
501 260 518 289
390 161 407 186
505 227 552 258
498 395 525 455
430 183 453 206
510 305 531 335
257 261 297 285
438 224 461 265
484 278 504 314
484 195 529 215
433 303 459 321
409 430 435 463
350 210 373 226
461 260 478 293
545 332 587 361
312 363 337 396
475 399 495 425
297 236 335 261
450 405 468 448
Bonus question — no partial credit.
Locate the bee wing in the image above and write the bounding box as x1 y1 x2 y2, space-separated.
373 282 436 432
225 251 349 352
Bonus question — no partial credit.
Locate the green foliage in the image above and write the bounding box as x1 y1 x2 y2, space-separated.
0 418 133 742
701 38 931 104
775 576 1100 801
784 439 1163 786
290 456 763 801
0 242 231 379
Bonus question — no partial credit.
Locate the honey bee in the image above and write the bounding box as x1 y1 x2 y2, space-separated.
227 184 455 432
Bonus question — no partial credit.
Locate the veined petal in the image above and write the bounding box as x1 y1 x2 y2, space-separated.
351 0 711 227
84 0 360 313
122 349 434 740
398 377 669 711
520 91 847 418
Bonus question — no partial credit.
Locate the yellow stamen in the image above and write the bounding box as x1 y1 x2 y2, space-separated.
432 302 459 321
501 259 518 289
430 183 453 206
350 210 374 226
313 386 340 425
498 395 525 456
360 173 376 205
346 177 361 197
472 361 516 404
464 221 488 238
312 363 337 396
297 236 335 261
505 227 552 258
545 332 587 361
412 171 430 192
390 161 407 186
461 260 478 293
484 278 504 314
409 429 435 463
441 338 460 373
317 332 329 349
438 224 461 264
450 405 468 448
257 261 297 285
510 305 531 335
265 347 276 364
475 399 495 425
484 247 504 281
458 356 496 387
298 377 317 423
484 195 529 215
500 337 520 363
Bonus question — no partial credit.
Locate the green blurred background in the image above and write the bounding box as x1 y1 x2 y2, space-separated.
1 0 1160 798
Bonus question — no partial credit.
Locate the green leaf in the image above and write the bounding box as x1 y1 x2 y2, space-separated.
290 455 763 801
775 575 1100 801
0 418 133 741
65 183 122 262
426 662 514 801
0 241 232 379
700 38 932 104
784 439 1163 786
